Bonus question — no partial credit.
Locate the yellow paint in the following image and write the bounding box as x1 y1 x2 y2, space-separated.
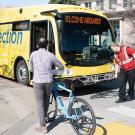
0 4 114 84
94 122 135 135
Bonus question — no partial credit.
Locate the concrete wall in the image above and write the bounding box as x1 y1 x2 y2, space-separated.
77 0 135 11
76 0 95 5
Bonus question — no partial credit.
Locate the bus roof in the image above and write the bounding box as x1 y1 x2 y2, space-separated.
0 4 107 23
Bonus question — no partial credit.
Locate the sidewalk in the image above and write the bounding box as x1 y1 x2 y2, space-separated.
22 119 76 135
0 77 36 134
21 116 135 135
0 77 76 135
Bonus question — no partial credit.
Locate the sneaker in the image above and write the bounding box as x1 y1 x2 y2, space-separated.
115 98 126 103
42 126 48 133
35 126 48 133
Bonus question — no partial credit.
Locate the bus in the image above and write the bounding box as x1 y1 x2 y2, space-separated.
0 4 115 87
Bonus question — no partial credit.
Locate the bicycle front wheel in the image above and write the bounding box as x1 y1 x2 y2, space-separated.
47 93 57 122
68 98 96 135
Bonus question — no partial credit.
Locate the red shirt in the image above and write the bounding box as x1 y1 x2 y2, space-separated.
114 46 135 71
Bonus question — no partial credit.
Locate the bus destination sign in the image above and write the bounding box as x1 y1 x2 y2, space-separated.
64 15 101 25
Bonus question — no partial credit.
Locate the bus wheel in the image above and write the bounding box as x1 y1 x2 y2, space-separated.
16 60 29 85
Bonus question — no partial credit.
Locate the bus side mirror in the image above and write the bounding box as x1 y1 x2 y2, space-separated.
57 20 64 32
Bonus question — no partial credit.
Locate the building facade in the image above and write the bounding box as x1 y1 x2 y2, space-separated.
76 0 135 47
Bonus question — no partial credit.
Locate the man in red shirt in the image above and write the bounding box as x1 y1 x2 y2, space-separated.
111 43 135 103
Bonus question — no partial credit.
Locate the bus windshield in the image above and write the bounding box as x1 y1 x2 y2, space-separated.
57 13 114 66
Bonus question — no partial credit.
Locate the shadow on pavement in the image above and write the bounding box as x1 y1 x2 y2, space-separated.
96 116 104 120
95 116 107 135
90 89 119 99
96 124 107 135
47 115 66 132
75 79 120 96
60 79 120 97
47 115 107 135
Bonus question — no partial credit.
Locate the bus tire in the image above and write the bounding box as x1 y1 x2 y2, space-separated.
16 60 29 85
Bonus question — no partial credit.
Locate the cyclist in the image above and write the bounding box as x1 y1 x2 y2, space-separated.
29 37 64 133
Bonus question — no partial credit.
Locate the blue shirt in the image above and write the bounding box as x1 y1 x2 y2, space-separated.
29 48 64 83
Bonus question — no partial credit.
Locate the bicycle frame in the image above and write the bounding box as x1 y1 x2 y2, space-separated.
52 81 79 120
49 80 96 135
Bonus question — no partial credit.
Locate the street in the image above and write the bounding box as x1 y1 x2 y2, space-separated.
0 77 135 135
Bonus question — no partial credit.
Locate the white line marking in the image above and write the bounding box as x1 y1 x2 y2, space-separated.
107 105 135 118
0 91 30 120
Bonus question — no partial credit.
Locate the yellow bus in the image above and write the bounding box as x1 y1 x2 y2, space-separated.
0 4 115 86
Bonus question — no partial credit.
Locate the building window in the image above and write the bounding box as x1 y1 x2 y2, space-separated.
109 0 117 9
96 0 104 10
123 0 132 8
110 20 120 43
85 2 91 8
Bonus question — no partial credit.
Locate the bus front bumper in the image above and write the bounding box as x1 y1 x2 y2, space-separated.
63 72 115 88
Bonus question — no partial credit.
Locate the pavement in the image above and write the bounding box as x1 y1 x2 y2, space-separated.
0 77 36 135
0 77 135 135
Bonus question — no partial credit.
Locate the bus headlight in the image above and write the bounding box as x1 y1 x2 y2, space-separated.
110 64 115 71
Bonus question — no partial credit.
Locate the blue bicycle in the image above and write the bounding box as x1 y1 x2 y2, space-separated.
47 79 96 135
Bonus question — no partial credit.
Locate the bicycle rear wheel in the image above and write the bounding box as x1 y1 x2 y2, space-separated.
68 98 96 135
47 93 57 122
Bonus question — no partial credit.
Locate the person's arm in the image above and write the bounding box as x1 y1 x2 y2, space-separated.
114 64 120 78
51 53 64 70
114 55 120 78
29 53 34 72
126 47 135 59
50 53 64 75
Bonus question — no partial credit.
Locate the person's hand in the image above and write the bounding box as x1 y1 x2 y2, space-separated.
51 69 64 76
47 90 51 96
115 73 118 79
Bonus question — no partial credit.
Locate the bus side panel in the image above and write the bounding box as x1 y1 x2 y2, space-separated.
0 23 30 79
0 24 13 78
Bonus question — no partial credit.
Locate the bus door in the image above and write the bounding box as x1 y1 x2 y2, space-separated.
30 21 55 80
31 21 55 53
31 21 47 52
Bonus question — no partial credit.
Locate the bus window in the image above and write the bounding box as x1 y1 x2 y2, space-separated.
57 13 114 66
